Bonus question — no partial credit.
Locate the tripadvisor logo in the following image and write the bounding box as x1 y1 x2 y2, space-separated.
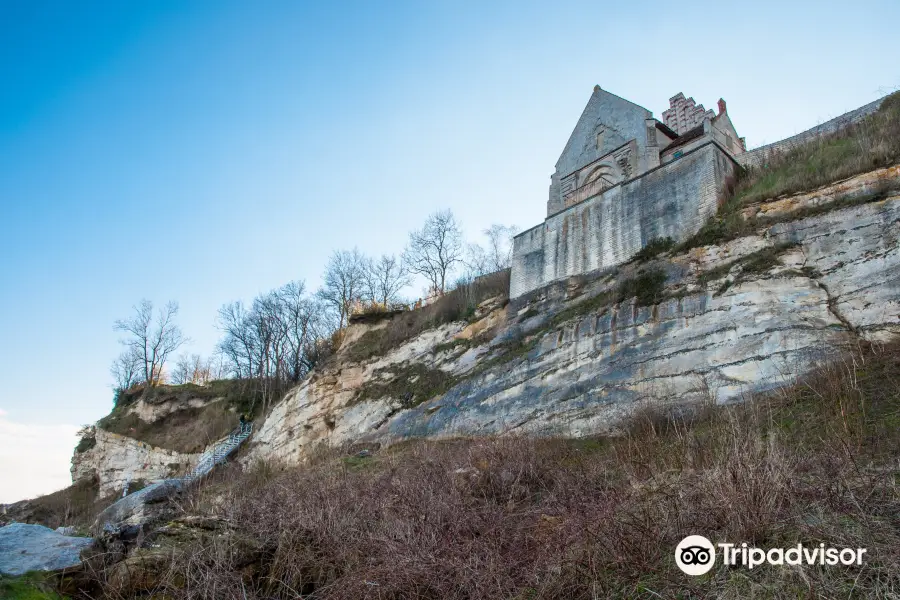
675 535 868 576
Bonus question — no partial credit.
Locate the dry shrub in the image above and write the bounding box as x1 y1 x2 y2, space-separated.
89 342 900 599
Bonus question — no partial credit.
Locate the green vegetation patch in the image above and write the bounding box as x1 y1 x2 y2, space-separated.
616 268 667 307
676 196 754 251
540 291 614 332
341 454 376 471
0 574 64 600
432 337 474 355
73 433 96 454
632 237 675 262
698 243 799 295
354 363 456 408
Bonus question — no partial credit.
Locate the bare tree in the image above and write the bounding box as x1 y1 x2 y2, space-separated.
463 243 490 280
483 224 518 272
462 224 518 280
276 281 326 382
171 353 212 385
403 209 464 294
111 346 143 391
317 248 367 329
114 300 187 388
216 281 334 414
216 301 258 380
208 351 230 381
364 254 411 307
171 354 191 385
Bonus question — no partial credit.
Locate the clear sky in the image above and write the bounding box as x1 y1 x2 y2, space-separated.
1 0 897 502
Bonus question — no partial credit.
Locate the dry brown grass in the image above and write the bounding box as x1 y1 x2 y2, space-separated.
83 341 900 599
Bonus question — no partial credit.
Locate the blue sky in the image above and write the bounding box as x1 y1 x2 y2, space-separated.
0 0 897 501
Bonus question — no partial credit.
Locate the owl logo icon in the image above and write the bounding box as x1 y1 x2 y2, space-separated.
675 535 716 575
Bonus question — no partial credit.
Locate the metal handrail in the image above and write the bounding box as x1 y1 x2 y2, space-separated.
180 421 253 484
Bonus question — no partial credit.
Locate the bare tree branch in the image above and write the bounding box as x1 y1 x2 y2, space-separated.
113 300 187 388
364 254 411 307
402 209 463 294
317 248 367 329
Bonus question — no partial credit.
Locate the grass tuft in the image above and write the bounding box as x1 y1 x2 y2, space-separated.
632 237 675 262
617 268 667 306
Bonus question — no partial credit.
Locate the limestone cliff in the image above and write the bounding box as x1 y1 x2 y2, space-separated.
71 383 248 495
246 165 900 465
71 428 199 497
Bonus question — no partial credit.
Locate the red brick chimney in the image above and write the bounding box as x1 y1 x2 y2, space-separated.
717 98 727 115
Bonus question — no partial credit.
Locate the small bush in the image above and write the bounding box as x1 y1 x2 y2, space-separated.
617 268 667 306
74 433 96 454
632 237 675 262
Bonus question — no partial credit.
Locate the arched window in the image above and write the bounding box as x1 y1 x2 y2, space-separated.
581 163 617 188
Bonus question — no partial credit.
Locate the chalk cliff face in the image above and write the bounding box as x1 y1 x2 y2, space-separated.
71 428 199 497
246 166 900 465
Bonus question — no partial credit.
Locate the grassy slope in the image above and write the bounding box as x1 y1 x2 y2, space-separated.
735 92 900 205
89 380 261 454
681 91 900 251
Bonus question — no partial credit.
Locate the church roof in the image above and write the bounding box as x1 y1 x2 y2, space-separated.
662 124 704 153
654 120 679 140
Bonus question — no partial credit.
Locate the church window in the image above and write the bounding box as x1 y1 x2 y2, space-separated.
596 128 605 150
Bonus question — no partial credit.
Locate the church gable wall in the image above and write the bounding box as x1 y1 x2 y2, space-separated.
512 143 736 298
549 88 652 216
